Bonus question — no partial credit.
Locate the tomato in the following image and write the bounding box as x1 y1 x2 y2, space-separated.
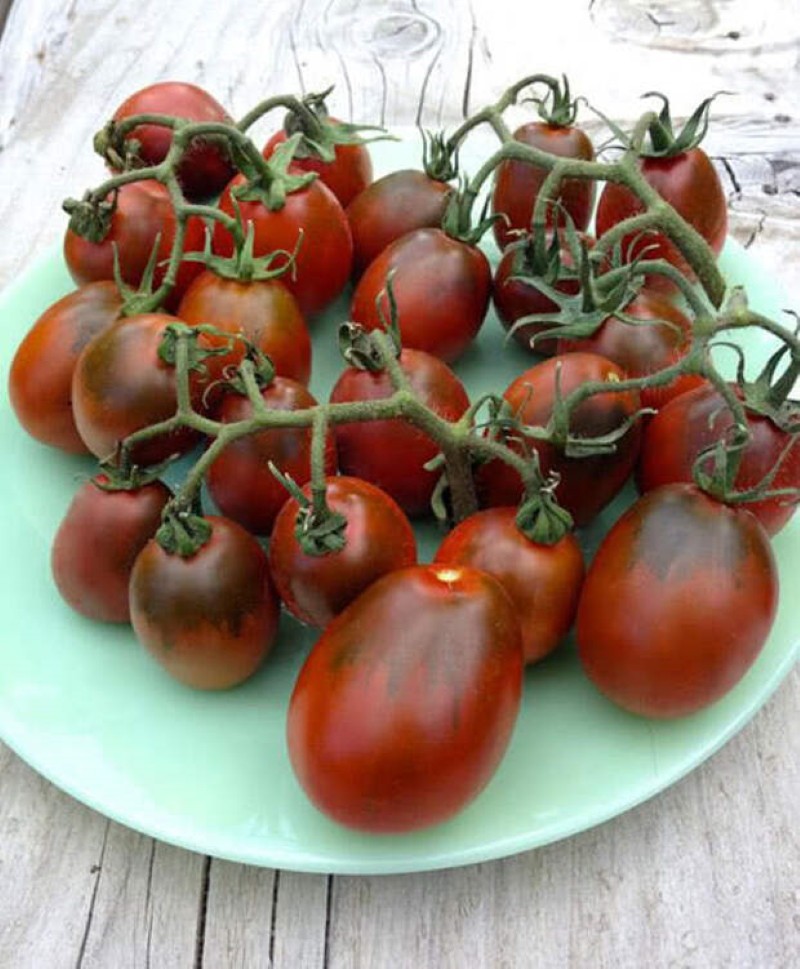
268 476 417 628
557 290 704 410
329 348 470 517
491 121 596 251
211 174 353 316
595 148 727 282
637 382 800 535
71 313 206 465
8 282 122 453
130 515 280 689
63 180 206 310
577 484 777 718
111 81 235 200
350 228 491 363
263 122 372 209
207 377 336 536
346 168 452 276
476 353 642 526
434 507 584 664
176 270 312 386
287 564 523 832
51 475 171 623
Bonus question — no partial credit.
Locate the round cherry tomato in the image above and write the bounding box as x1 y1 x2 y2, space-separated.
207 377 336 536
577 484 777 718
329 348 470 517
263 121 372 209
63 180 206 310
287 564 523 832
269 476 417 628
130 515 280 689
71 312 206 465
637 383 800 535
9 282 122 453
476 353 642 526
51 475 172 623
557 290 704 410
434 507 584 664
211 174 353 317
595 148 727 281
111 81 235 200
346 168 451 276
351 228 491 363
176 270 312 386
492 121 596 251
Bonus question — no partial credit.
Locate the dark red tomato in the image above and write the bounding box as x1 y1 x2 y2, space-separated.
269 476 417 628
434 507 584 664
211 174 353 317
112 81 235 200
350 228 491 363
577 484 777 718
287 564 523 832
263 123 372 209
176 271 312 387
71 312 205 465
557 291 704 410
51 475 171 623
491 122 596 251
346 168 452 276
476 353 642 526
329 348 470 517
492 235 589 356
637 383 800 535
129 515 280 689
595 149 727 283
63 180 206 310
207 378 336 536
8 282 122 453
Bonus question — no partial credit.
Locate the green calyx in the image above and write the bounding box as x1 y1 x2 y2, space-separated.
515 471 574 545
443 178 499 245
283 87 391 163
269 464 347 556
157 321 238 376
62 193 116 243
232 133 317 211
93 461 172 492
156 504 213 558
184 220 301 283
638 91 726 158
338 274 403 371
526 74 581 128
422 129 459 182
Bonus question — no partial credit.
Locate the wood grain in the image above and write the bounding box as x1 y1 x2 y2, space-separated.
0 2 798 967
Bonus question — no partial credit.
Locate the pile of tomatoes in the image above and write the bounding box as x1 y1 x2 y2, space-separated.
6 78 798 835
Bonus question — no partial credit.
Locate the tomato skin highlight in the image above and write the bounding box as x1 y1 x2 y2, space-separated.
351 227 492 363
269 476 417 628
636 383 800 535
9 282 122 453
112 81 236 200
492 122 596 251
329 348 470 517
177 271 312 387
435 507 585 664
577 484 778 718
287 564 524 833
346 169 452 277
51 476 172 623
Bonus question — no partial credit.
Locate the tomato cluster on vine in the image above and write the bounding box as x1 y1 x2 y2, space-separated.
6 75 799 836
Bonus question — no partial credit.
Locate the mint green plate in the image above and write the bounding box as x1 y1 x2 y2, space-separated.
0 133 797 874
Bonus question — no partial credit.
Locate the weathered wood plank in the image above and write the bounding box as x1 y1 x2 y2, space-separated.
200 861 277 969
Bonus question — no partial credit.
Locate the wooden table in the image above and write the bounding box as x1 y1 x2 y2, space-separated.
1 2 798 966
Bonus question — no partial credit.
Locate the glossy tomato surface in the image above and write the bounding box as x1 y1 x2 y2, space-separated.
637 383 800 535
130 516 280 690
492 122 596 250
287 564 524 833
435 507 584 664
476 352 642 526
329 348 470 517
112 81 235 200
269 476 417 627
212 174 353 316
51 475 172 623
577 485 778 718
351 228 491 362
8 281 122 453
346 168 452 277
